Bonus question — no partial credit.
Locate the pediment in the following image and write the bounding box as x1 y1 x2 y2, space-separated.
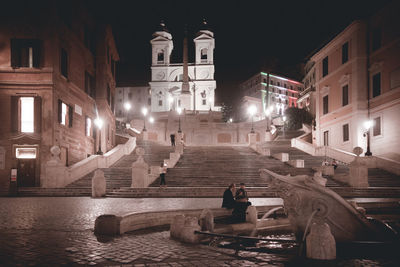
194 33 214 41
338 74 350 85
151 36 171 43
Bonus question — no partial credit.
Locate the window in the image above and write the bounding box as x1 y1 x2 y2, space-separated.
290 85 293 90
60 48 68 78
157 51 164 63
11 39 41 68
285 91 288 96
158 100 162 106
323 131 329 146
372 28 381 51
323 95 329 115
201 48 208 62
342 42 349 64
107 85 111 106
322 56 328 77
11 96 41 133
178 100 181 107
20 97 34 133
58 100 73 127
277 82 280 87
202 99 206 105
128 92 132 99
148 98 151 106
270 80 273 85
342 85 349 106
85 117 92 137
343 124 349 142
373 117 381 136
85 72 95 98
284 84 287 88
372 73 381 98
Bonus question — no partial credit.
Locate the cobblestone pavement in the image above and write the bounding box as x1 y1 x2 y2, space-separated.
0 197 399 266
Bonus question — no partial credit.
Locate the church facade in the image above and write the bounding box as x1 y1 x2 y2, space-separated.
149 22 219 113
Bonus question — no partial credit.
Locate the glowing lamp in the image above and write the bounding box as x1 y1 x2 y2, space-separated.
94 118 103 129
177 107 182 115
149 117 154 123
141 107 148 116
124 102 131 111
364 120 373 130
247 105 257 116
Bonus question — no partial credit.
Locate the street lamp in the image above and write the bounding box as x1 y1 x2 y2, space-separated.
247 105 257 133
124 102 131 126
94 117 103 155
141 107 148 132
265 106 273 131
149 116 154 124
229 118 233 123
282 116 287 138
177 107 182 133
364 120 373 156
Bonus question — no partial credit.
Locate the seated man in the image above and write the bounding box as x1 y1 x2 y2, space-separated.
222 183 236 209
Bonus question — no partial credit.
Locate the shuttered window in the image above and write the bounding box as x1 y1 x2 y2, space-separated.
10 96 41 133
11 39 42 68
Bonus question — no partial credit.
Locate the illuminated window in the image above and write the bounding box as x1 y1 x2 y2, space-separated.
20 97 34 133
58 100 72 127
16 147 37 159
85 117 92 137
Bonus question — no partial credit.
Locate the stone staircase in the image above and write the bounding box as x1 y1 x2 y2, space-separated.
17 130 400 198
17 140 174 196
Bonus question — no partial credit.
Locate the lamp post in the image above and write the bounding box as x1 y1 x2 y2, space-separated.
265 106 273 131
94 117 103 155
247 105 257 133
124 102 131 128
364 120 373 156
177 107 182 133
149 116 154 124
141 107 148 132
282 116 287 138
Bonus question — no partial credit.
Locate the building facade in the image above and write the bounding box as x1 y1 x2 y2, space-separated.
298 60 316 116
149 21 218 113
115 86 151 122
0 1 119 192
311 1 400 156
239 72 303 121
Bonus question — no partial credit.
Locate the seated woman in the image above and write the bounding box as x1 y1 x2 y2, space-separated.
232 183 251 222
222 183 236 209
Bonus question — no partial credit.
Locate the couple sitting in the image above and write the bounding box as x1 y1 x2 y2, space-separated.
222 183 252 222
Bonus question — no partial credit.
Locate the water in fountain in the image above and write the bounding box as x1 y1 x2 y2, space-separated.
250 206 283 237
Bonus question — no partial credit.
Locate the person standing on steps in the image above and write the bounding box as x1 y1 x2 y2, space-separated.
159 163 167 188
170 133 176 147
222 183 236 209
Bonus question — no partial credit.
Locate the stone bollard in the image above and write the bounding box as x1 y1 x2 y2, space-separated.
248 133 257 146
180 216 201 243
42 145 67 188
169 152 180 168
306 222 336 260
170 214 186 239
94 214 120 235
199 209 214 232
131 147 149 187
246 205 257 225
92 169 106 197
348 147 369 187
257 146 271 156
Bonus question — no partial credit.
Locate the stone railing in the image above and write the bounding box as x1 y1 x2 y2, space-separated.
42 136 136 188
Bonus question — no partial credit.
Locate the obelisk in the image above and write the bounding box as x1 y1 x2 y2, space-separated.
180 27 192 110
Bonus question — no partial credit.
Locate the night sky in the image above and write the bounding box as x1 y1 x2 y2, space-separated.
8 0 392 105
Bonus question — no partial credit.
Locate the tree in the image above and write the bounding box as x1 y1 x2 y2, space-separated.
285 107 313 130
221 102 233 122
